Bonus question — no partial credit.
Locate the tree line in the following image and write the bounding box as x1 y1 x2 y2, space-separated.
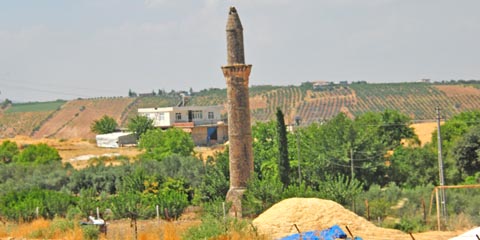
1 109 479 236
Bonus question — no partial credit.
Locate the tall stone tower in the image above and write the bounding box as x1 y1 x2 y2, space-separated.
221 6 254 216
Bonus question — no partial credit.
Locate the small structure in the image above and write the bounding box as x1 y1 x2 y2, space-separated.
312 81 334 90
96 132 136 148
138 106 228 145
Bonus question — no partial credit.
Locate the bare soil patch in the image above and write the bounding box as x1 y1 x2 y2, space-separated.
33 98 135 139
435 85 480 97
0 136 141 169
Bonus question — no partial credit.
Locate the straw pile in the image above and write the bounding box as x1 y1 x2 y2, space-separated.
252 198 409 240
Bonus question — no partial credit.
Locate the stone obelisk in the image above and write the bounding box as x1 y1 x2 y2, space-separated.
221 6 253 217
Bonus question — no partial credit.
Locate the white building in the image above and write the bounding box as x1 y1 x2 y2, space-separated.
138 106 228 145
96 132 137 148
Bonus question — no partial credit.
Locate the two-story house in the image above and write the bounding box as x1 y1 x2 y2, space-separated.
138 106 228 146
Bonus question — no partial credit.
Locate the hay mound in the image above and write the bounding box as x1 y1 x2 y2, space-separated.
252 198 407 240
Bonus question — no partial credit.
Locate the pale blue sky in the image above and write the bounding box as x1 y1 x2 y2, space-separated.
1 0 479 101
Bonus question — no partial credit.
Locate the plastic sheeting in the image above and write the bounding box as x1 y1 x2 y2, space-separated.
95 132 136 148
449 227 480 240
279 224 363 240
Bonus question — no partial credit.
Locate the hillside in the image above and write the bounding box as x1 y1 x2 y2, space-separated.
1 82 480 139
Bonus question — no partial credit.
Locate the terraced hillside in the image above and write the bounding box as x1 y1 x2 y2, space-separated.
32 98 135 139
0 100 66 138
192 82 480 124
2 82 480 139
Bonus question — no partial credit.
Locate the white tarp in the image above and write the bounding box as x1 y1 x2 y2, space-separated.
95 132 136 148
449 227 480 240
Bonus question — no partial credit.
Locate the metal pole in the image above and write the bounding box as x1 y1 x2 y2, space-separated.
436 107 447 221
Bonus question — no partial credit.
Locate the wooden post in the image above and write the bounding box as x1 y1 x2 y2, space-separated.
164 208 170 221
421 198 426 224
156 205 160 221
222 202 227 232
365 199 370 221
435 187 441 231
345 225 354 239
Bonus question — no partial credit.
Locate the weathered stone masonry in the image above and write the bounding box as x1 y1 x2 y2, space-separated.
221 7 254 216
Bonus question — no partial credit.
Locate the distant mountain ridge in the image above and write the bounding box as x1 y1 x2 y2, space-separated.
1 82 480 139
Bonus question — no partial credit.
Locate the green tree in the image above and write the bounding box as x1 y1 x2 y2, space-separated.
13 143 61 164
252 121 278 180
452 125 480 176
378 109 416 149
0 140 19 163
127 115 154 139
139 128 194 160
431 110 480 183
276 108 290 189
389 145 438 187
90 115 118 134
198 149 230 202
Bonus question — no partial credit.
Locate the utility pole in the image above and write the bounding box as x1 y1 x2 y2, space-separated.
436 106 447 222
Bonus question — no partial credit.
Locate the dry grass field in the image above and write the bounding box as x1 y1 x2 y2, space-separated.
411 121 438 146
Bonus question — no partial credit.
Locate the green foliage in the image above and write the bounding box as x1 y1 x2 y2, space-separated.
198 151 230 202
276 108 290 188
183 200 251 240
452 125 480 176
66 163 128 195
432 110 480 184
139 128 194 160
394 217 427 233
76 188 108 217
0 162 69 195
281 183 320 199
242 175 283 217
5 100 65 113
389 146 438 187
127 115 154 139
82 225 100 240
109 191 154 219
378 109 416 148
252 121 279 180
156 155 205 189
13 143 61 164
156 189 189 219
1 98 12 109
182 215 227 240
0 189 76 221
318 174 363 206
90 115 118 134
0 140 19 163
463 172 480 184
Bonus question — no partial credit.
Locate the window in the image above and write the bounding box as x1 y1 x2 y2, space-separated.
192 110 203 119
208 112 214 119
159 112 165 121
176 113 182 120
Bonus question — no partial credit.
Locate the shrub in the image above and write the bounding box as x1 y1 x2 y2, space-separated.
156 189 189 219
82 225 100 240
0 189 76 222
242 175 283 217
13 143 61 165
